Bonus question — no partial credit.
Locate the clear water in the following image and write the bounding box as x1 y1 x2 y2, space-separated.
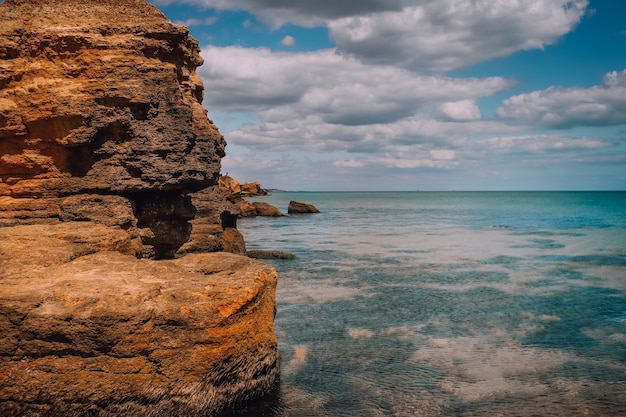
239 192 626 416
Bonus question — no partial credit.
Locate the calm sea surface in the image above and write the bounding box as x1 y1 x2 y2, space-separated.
239 192 626 416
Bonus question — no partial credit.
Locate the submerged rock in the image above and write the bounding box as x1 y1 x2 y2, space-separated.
248 250 296 260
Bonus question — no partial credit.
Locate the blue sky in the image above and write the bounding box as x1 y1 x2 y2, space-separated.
149 0 626 191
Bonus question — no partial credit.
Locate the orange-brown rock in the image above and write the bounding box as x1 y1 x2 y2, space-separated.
252 201 284 217
0 0 224 197
0 225 279 416
0 1 280 415
178 184 246 256
288 200 320 214
242 181 268 196
219 175 242 196
0 0 235 258
237 199 260 217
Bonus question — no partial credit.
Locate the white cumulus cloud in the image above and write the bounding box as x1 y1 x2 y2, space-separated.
154 0 589 72
328 0 589 71
496 69 626 128
198 46 510 128
479 135 612 154
439 100 482 121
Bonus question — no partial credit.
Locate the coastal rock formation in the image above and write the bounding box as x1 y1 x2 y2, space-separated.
252 201 285 217
219 175 242 196
248 250 296 260
288 200 320 214
178 184 246 256
0 0 279 415
242 181 268 196
218 176 282 218
0 228 279 416
0 0 234 258
237 199 260 217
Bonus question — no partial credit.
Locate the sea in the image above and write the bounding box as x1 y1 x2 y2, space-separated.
238 191 626 417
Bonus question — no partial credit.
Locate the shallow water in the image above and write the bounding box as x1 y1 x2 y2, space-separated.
239 192 626 416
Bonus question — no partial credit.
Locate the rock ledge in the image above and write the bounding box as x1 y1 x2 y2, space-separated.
0 235 279 416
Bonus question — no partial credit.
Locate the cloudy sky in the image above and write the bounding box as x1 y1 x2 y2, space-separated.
149 0 626 191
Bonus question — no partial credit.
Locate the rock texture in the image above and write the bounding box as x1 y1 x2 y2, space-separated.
247 250 296 260
288 200 320 214
241 181 267 196
217 176 282 218
251 201 285 217
0 227 279 416
178 185 246 256
0 0 238 258
0 0 279 415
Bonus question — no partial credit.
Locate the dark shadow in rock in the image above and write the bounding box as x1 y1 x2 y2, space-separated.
129 191 196 259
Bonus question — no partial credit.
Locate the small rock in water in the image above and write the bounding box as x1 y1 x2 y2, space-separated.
247 250 296 260
288 201 320 214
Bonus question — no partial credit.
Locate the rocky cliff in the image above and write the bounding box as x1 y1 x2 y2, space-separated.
0 0 243 259
0 0 279 415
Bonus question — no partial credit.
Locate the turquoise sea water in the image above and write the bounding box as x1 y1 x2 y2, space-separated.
239 192 626 416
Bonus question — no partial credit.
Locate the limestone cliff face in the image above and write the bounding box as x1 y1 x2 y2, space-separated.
0 1 278 415
0 0 224 196
0 0 238 258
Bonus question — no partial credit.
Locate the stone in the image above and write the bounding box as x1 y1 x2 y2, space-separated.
0 196 61 226
0 1 281 415
288 200 320 214
237 200 260 217
59 194 136 229
219 175 242 196
0 0 232 258
241 181 267 196
0 0 225 197
247 250 296 260
0 243 279 417
0 222 142 274
252 202 285 217
178 184 246 256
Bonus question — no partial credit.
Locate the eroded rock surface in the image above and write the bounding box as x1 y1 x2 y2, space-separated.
241 181 267 196
0 233 279 416
0 0 279 415
288 200 320 214
0 0 224 197
0 0 236 258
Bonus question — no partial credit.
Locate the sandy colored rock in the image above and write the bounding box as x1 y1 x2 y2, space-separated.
0 1 281 415
0 196 61 226
0 0 225 197
0 222 142 274
242 181 267 196
0 247 279 416
237 199 260 217
0 0 238 259
288 200 320 214
219 175 242 196
252 202 284 217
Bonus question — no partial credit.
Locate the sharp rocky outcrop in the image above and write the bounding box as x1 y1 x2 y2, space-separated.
0 0 279 415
